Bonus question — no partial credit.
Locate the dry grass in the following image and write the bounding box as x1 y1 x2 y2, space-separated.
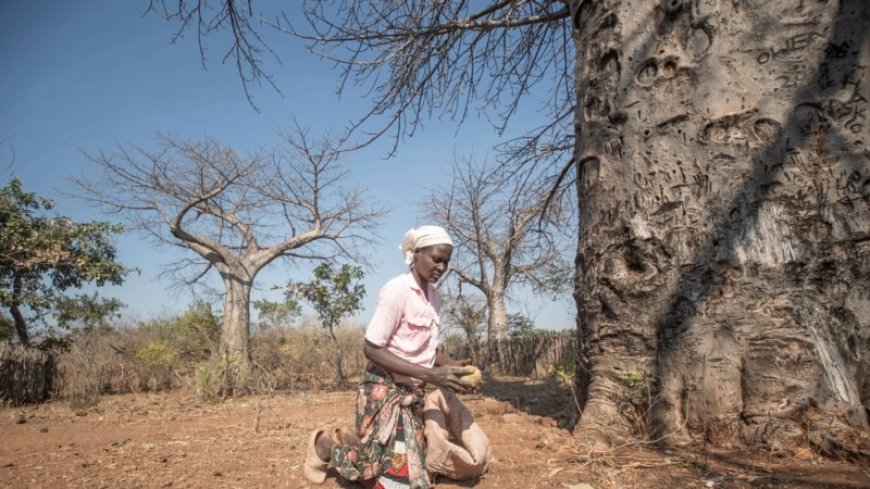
50 315 368 409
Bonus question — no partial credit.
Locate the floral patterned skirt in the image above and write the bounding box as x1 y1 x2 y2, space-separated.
331 362 430 489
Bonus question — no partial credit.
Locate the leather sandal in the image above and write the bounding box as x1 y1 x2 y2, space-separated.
303 429 329 484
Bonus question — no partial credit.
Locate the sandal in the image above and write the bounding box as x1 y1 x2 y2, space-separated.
303 429 329 484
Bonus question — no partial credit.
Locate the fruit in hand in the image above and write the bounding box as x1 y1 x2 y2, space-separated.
458 366 483 389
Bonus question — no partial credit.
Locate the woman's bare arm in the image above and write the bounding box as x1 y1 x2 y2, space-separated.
363 340 470 392
434 350 471 367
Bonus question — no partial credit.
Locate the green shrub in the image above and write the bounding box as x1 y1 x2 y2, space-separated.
617 371 651 390
169 299 220 358
548 346 578 385
134 341 179 366
132 300 219 363
193 358 231 402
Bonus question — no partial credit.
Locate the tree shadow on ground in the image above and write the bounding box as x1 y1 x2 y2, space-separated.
682 447 870 488
477 375 577 430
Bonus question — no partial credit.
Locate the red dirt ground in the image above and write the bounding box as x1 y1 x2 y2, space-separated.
2 376 868 488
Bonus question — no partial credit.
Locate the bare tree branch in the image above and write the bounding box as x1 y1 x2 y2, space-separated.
75 131 384 276
146 0 283 110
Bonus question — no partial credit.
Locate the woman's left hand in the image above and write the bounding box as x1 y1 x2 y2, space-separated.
427 365 472 393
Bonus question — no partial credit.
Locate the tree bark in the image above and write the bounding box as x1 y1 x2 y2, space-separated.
9 275 29 346
571 0 870 456
219 265 253 388
486 287 509 341
9 304 29 347
334 343 348 388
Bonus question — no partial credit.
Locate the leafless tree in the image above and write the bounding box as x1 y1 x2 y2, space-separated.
74 126 384 380
426 156 573 340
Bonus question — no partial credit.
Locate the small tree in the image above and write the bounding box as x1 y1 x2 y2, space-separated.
252 297 301 330
507 313 538 340
0 178 128 346
171 299 221 358
287 262 365 386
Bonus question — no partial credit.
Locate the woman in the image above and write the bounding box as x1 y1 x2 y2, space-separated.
304 225 473 489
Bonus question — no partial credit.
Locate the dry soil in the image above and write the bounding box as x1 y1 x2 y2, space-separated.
2 376 868 488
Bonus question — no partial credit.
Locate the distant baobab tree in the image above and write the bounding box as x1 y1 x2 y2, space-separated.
75 126 384 387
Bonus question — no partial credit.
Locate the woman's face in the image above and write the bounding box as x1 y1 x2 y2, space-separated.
413 244 453 284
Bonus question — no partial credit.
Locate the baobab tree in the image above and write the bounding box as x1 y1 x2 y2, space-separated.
75 127 383 382
150 0 870 457
426 158 573 340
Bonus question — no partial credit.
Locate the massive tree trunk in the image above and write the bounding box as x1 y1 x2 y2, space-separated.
571 0 870 457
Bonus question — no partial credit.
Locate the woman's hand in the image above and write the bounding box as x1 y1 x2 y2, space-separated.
365 341 478 392
432 352 476 391
426 365 475 393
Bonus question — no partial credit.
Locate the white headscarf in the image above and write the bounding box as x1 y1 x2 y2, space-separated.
399 225 454 265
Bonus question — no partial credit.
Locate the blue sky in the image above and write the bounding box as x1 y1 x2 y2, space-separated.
0 1 574 331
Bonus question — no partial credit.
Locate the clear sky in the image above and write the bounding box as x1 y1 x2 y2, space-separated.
0 1 575 332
